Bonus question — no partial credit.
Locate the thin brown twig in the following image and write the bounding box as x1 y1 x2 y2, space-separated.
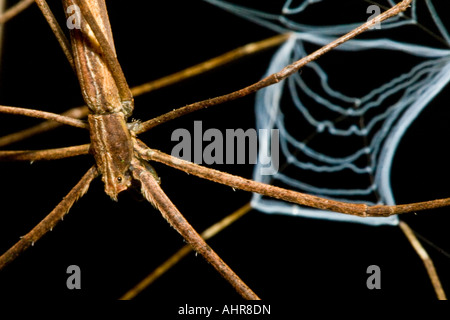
0 105 88 129
135 0 413 134
399 221 447 300
137 145 450 217
0 0 34 24
0 144 89 161
131 159 260 300
120 202 252 300
0 166 98 270
130 33 291 97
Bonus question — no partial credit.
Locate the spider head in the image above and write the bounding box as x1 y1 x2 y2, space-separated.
103 170 132 201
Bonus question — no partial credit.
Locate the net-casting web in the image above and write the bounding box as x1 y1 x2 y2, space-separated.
204 0 450 225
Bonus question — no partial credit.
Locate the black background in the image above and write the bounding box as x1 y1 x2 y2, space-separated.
0 0 449 303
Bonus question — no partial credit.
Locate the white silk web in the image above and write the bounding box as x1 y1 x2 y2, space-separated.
204 0 450 225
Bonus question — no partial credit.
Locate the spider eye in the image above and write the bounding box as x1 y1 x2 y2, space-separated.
117 176 123 183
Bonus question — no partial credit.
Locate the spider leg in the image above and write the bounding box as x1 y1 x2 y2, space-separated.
120 202 252 300
0 166 98 270
130 158 260 300
34 0 74 70
136 145 450 217
0 0 34 24
130 33 290 98
0 144 89 161
0 105 88 129
135 0 413 134
399 221 447 300
0 106 89 148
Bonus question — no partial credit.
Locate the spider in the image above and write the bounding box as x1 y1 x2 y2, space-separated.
0 0 448 301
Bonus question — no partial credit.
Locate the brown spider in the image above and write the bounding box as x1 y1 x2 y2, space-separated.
0 0 448 300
